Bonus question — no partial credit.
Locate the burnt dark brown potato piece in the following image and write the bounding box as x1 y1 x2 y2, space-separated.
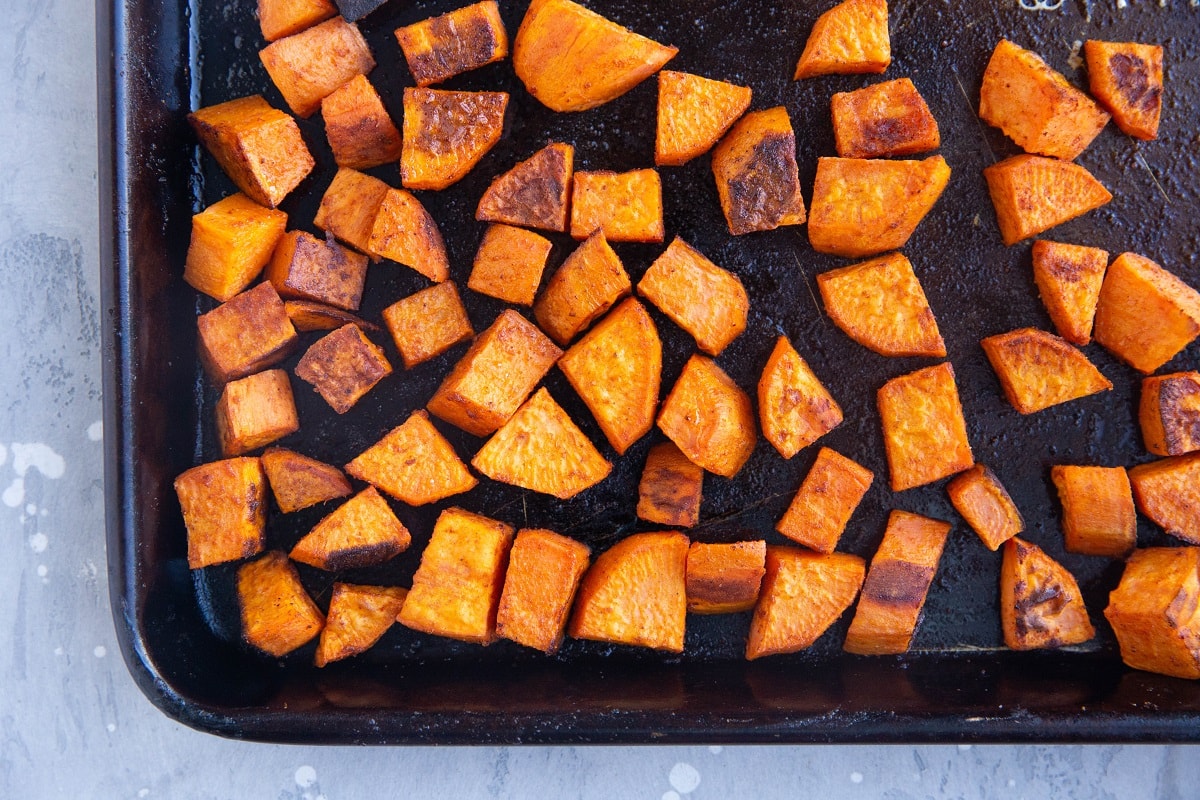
711 107 806 235
476 143 574 233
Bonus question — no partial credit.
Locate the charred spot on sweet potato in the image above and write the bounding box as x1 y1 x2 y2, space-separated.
861 560 934 607
1109 53 1159 112
727 137 799 232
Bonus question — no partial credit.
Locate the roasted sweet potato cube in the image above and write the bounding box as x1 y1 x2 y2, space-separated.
284 301 379 333
1129 454 1200 545
197 281 299 384
981 327 1112 414
947 464 1024 551
1105 547 1200 679
686 540 766 615
793 0 890 79
382 282 474 369
570 169 664 244
238 551 324 657
638 237 748 356
259 17 375 118
258 0 337 42
476 143 574 233
427 309 562 436
1051 465 1135 558
291 486 411 570
1031 240 1109 346
395 1 508 87
472 388 612 499
758 337 843 460
468 224 553 306
1001 537 1095 650
1085 40 1163 141
746 548 865 659
294 323 392 414
346 410 477 505
983 155 1112 247
569 531 689 652
776 447 872 553
398 507 515 644
189 95 315 209
216 369 300 456
710 107 806 236
401 88 508 190
496 529 591 653
320 74 402 170
513 0 677 112
265 231 368 311
367 187 450 282
261 447 351 513
175 457 267 569
1093 252 1200 374
313 168 391 257
657 354 756 479
637 441 703 528
558 298 661 454
534 230 631 346
877 363 973 491
185 193 288 302
315 583 408 667
808 156 950 258
656 70 752 167
1141 372 1200 457
831 77 939 159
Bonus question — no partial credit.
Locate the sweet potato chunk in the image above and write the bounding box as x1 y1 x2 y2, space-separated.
468 224 553 306
757 336 843 460
776 447 873 553
979 40 1110 160
315 583 408 667
175 457 267 569
947 464 1023 551
1051 465 1135 558
657 354 756 479
513 0 677 113
710 107 806 236
185 193 288 302
570 169 664 243
1141 372 1200 457
472 388 612 499
1000 537 1095 650
313 168 391 258
295 323 392 414
558 298 661 455
265 231 367 311
686 540 766 615
817 252 945 357
398 508 514 645
637 442 703 528
320 74 402 170
831 77 940 159
569 531 689 652
534 230 631 346
746 548 866 659
284 301 379 333
808 156 950 258
291 486 411 570
257 0 336 42
401 88 508 190
1129 454 1200 545
382 282 474 369
197 281 299 384
475 143 574 233
261 447 351 513
793 0 890 79
395 1 508 87
238 551 324 657
216 369 300 456
637 237 748 356
345 410 477 506
1031 240 1109 346
1085 40 1163 141
367 187 450 282
983 155 1112 246
655 70 752 167
496 529 591 653
1093 252 1200 375
1105 547 1200 679
877 363 974 491
259 17 374 118
981 327 1112 414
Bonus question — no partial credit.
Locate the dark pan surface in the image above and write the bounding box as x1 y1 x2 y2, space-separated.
100 0 1200 743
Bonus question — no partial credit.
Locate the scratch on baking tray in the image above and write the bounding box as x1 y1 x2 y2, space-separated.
953 68 997 165
794 253 826 325
1135 150 1171 205
691 491 793 533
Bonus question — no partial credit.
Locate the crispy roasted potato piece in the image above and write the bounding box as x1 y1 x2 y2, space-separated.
947 464 1024 551
656 70 752 167
291 486 411 570
1093 252 1200 374
238 551 324 657
757 336 843 459
1105 547 1200 679
367 187 451 282
216 368 300 456
313 168 391 258
294 323 392 414
570 169 665 243
496 529 591 653
1140 372 1200 457
637 237 748 356
983 155 1112 246
534 230 631 346
1129 453 1200 545
1001 537 1095 650
320 74 402 170
1051 465 1135 558
382 282 474 369
345 410 477 506
401 88 508 191
315 583 408 667
284 301 379 333
476 143 574 233
261 447 351 513
686 540 766 615
197 281 299 384
831 77 940 158
395 1 508 87
776 447 872 553
637 441 703 528
259 17 374 118
710 107 806 236
793 0 890 79
981 327 1112 414
878 363 973 491
657 354 756 479
1031 240 1109 346
468 224 553 306
175 457 267 569
185 193 288 302
1085 40 1163 141
257 0 336 42
266 230 368 311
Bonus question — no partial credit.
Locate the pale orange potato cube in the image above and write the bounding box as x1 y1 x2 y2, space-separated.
382 282 474 369
313 168 391 257
216 368 299 456
757 336 843 460
174 457 267 569
265 230 368 311
637 237 748 356
710 107 806 236
401 88 508 190
197 281 298 384
184 193 288 302
776 447 872 553
259 17 375 118
1105 547 1200 679
367 187 450 282
946 464 1024 551
315 583 408 668
636 441 704 528
1051 465 1135 558
284 301 379 333
496 529 591 653
1129 453 1200 545
1093 252 1200 374
1031 240 1109 346
1085 40 1163 141
793 0 890 79
686 540 766 615
1140 372 1200 457
831 77 940 158
395 0 508 87
877 362 973 491
294 324 392 414
238 551 324 657
982 155 1112 246
345 410 477 506
476 143 574 233
1001 537 1095 651
980 327 1112 414
290 486 411 571
533 230 631 346
320 74 402 170
655 70 752 167
261 447 351 513
657 354 756 479
570 169 664 243
257 0 336 42
468 224 553 306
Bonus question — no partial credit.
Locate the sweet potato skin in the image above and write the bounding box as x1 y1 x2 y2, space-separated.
1051 465 1135 558
947 464 1024 551
1001 537 1095 651
657 354 757 479
1105 547 1200 679
1084 40 1163 141
686 540 766 614
1129 453 1200 545
637 441 704 528
980 327 1112 414
983 155 1112 246
496 529 591 653
776 447 873 553
1140 372 1200 457
758 336 843 459
877 363 974 491
710 107 806 236
831 77 939 159
238 551 324 657
1093 252 1200 375
394 1 508 87
175 457 267 569
656 70 752 167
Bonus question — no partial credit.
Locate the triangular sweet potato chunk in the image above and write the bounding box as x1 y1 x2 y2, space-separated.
657 354 757 479
346 410 478 506
983 155 1112 247
1031 240 1109 346
315 583 408 667
401 88 508 190
238 551 324 657
367 188 450 282
1085 40 1163 141
1093 252 1200 374
290 486 412 571
758 336 843 459
655 70 752 167
1000 537 1095 650
476 143 574 232
981 327 1112 414
637 237 748 356
261 447 352 513
793 0 890 80
533 230 631 346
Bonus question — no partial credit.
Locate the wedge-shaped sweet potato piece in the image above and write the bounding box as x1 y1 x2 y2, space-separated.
983 155 1112 247
1051 465 1135 558
261 447 351 513
570 169 664 243
776 447 872 553
295 323 392 414
793 0 890 79
981 327 1112 414
1001 537 1095 650
398 507 514 644
1085 40 1163 141
569 531 689 652
266 230 368 311
558 298 661 454
401 88 508 191
1031 240 1108 346
1129 454 1200 545
472 388 612 499
514 0 677 112
656 70 752 167
395 1 508 87
382 282 474 369
315 583 408 667
534 230 631 346
291 486 411 570
746 547 865 659
259 17 375 118
367 187 450 282
284 301 379 333
657 354 756 479
808 156 950 258
758 336 843 460
197 281 299 384
313 168 390 258
468 224 553 306
1141 372 1200 457
476 143 574 233
979 40 1110 160
427 309 562 437
185 193 288 302
844 510 950 655
637 441 703 528
711 107 806 236
238 551 324 657
947 464 1023 551
817 252 945 357
878 363 973 491
346 410 477 506
175 457 267 569
638 238 748 356
831 77 939 159
216 368 299 456
258 0 336 42
496 529 591 653
320 74 402 170
1093 252 1200 374
1105 547 1200 679
686 540 766 615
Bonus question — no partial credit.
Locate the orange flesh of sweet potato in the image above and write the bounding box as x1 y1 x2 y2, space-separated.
1093 252 1200 375
1141 372 1200 457
471 387 612 499
793 0 890 79
265 230 368 311
259 17 375 118
238 551 324 656
313 168 391 258
290 486 411 570
656 354 757 479
1030 240 1109 346
534 230 631 346
216 368 300 456
637 441 704 528
382 281 474 369
395 0 508 87
469 224 553 306
1051 465 1135 558
1129 453 1200 545
496 529 591 653
261 447 351 513
569 169 665 243
401 88 508 190
1105 547 1200 679
398 507 515 644
476 143 574 233
844 510 951 655
982 155 1112 247
197 281 298 384
710 107 806 236
513 0 677 112
946 464 1024 551
175 457 267 569
831 77 940 159
1085 40 1163 141
877 362 974 491
345 410 477 506
185 193 288 302
758 336 843 460
808 155 950 258
637 237 748 357
367 187 451 282
1000 537 1095 650
294 323 392 414
557 298 662 455
315 583 408 667
568 531 689 652
776 446 872 553
257 0 336 42
284 301 379 333
655 70 752 167
817 251 945 358
686 540 766 614
980 327 1112 414
320 74 402 170
746 547 866 659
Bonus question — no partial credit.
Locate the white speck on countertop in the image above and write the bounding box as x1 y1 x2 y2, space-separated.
3 478 24 507
662 793 680 800
11 442 66 479
106 722 115 732
669 763 701 794
295 766 317 788
36 564 47 578
87 420 103 441
0 443 6 466
708 745 722 754
93 646 106 658
850 772 864 784
137 790 149 798
29 532 47 553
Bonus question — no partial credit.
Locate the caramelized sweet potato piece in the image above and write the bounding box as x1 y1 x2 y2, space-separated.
947 464 1023 551
345 410 477 506
294 323 392 414
197 281 299 384
1105 547 1200 679
401 88 508 190
1140 372 1200 457
1031 240 1109 346
320 74 402 170
175 457 267 569
710 107 806 236
793 0 890 79
657 354 756 479
1051 465 1135 558
185 193 288 302
257 0 336 42
655 70 752 167
1129 453 1200 545
757 336 843 460
284 301 379 333
382 282 474 369
475 143 574 233
831 77 940 158
259 17 375 118
1085 40 1163 141
238 551 324 656
983 155 1112 246
686 540 766 615
877 363 974 491
395 1 508 87
216 368 300 456
265 231 368 311
261 447 351 513
637 442 704 528
534 230 631 346
313 168 391 258
315 583 408 667
496 529 591 653
1000 537 1095 650
468 224 553 306
570 169 664 243
981 327 1112 414
367 187 450 282
1093 252 1200 374
776 447 872 553
291 486 411 570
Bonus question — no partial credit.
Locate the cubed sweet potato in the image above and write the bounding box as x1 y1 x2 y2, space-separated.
294 323 392 414
1000 537 1095 650
401 88 508 190
345 410 477 506
394 1 508 87
496 529 591 653
1129 453 1200 545
655 70 752 167
983 155 1112 246
947 464 1024 551
284 300 379 333
313 168 391 257
637 237 748 356
257 0 336 42
686 540 766 615
533 230 631 346
1093 252 1200 374
174 457 267 569
793 0 890 79
1051 465 1135 558
261 447 351 513
259 17 375 118
657 354 756 479
367 187 450 282
197 281 299 384
1085 40 1163 141
1105 547 1200 679
382 281 474 369
637 441 704 528
831 77 940 159
776 447 873 553
1031 240 1109 346
570 169 664 243
315 583 408 667
877 362 974 491
265 230 368 311
238 551 324 657
981 327 1112 414
185 193 288 302
757 336 843 460
468 224 553 306
710 107 806 236
320 73 402 170
216 368 299 456
1140 372 1200 457
475 143 574 233
290 486 411 570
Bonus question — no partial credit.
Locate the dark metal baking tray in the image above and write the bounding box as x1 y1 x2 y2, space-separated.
99 0 1200 743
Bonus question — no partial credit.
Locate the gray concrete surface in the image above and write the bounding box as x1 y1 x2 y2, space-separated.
2 0 1199 797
